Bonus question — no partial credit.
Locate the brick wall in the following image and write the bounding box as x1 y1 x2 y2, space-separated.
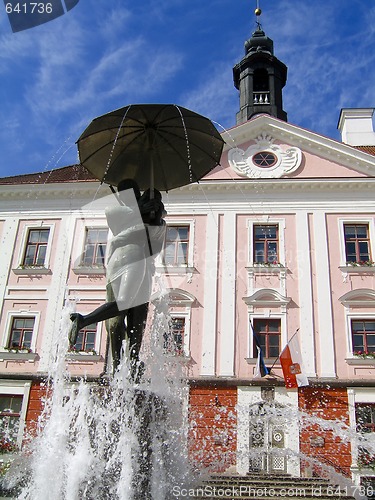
24 381 50 438
299 387 352 477
189 386 237 472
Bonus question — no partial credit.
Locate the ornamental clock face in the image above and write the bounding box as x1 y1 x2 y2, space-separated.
228 133 302 179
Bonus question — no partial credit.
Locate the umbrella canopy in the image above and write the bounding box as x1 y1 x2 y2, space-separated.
77 104 224 191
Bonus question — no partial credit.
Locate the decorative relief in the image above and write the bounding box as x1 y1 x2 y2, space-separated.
228 133 302 178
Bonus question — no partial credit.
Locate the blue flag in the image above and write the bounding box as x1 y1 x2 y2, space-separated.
250 321 270 378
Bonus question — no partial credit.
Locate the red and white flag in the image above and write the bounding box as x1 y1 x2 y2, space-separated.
280 335 309 388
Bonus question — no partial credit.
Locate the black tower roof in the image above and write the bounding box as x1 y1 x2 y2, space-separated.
233 13 288 124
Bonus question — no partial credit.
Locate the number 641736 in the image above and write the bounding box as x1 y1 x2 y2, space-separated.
5 3 53 14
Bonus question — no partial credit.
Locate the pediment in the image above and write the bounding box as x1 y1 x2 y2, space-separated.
339 288 375 307
243 288 291 307
204 114 375 181
151 288 195 306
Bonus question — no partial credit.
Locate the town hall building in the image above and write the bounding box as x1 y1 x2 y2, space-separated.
1 12 375 490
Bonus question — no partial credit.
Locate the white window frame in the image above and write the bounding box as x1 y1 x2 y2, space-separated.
70 322 102 354
151 288 194 357
248 312 287 359
338 218 375 267
347 387 375 483
16 223 55 269
247 218 286 266
71 219 108 273
81 227 108 267
156 218 195 271
1 311 40 353
345 312 375 359
0 380 31 448
168 311 191 357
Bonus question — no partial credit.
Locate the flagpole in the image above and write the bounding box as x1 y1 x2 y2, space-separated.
269 328 300 372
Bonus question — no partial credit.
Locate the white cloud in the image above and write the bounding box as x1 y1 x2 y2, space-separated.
181 62 236 129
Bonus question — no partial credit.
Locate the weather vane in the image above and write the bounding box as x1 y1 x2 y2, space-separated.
254 0 262 30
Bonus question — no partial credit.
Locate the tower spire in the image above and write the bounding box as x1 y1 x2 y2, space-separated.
254 0 262 30
233 2 288 124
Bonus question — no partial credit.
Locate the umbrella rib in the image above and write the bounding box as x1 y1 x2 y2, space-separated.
154 132 217 183
156 128 224 166
78 124 144 143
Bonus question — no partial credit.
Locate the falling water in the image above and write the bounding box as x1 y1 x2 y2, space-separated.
3 296 192 500
173 105 193 184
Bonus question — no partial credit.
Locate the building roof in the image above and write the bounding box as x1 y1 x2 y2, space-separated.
355 146 375 156
0 164 96 185
0 138 374 187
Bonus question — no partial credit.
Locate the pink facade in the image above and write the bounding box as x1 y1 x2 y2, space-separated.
1 113 375 484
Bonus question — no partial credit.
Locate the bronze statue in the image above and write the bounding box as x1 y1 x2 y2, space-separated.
69 179 166 375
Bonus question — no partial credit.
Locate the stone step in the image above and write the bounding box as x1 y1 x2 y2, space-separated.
202 482 345 490
188 474 357 500
204 478 331 486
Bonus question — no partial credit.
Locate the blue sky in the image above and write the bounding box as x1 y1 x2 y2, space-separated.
0 0 374 178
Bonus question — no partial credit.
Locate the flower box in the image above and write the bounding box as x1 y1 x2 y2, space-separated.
354 351 375 359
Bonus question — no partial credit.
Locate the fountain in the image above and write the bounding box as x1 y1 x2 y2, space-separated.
1 297 191 500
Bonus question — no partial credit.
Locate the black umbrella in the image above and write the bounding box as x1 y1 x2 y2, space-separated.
77 104 224 192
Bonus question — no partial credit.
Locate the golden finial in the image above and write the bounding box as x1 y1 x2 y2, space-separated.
254 0 262 29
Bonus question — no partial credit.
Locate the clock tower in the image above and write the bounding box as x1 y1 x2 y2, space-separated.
233 6 288 124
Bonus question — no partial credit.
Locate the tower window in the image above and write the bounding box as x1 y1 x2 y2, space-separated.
254 68 269 92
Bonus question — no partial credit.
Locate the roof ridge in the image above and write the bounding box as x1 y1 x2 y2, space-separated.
0 164 96 185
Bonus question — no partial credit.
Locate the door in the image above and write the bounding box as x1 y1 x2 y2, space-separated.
248 402 287 473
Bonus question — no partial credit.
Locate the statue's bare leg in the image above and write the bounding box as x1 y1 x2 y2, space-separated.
106 313 126 372
126 303 149 382
69 301 120 346
127 303 149 361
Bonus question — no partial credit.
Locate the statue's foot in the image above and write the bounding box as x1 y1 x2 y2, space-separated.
69 313 84 346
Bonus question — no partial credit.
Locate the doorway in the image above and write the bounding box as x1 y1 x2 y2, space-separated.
248 401 287 473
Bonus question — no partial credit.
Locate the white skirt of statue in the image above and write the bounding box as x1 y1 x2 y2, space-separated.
69 181 166 376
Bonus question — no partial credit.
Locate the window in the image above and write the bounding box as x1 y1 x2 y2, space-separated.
252 152 277 168
81 228 108 266
163 317 185 355
352 320 375 355
71 324 96 352
253 319 281 358
22 228 50 266
164 226 189 266
8 317 34 350
356 404 375 469
253 225 279 263
0 395 23 452
344 224 371 263
356 404 375 433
